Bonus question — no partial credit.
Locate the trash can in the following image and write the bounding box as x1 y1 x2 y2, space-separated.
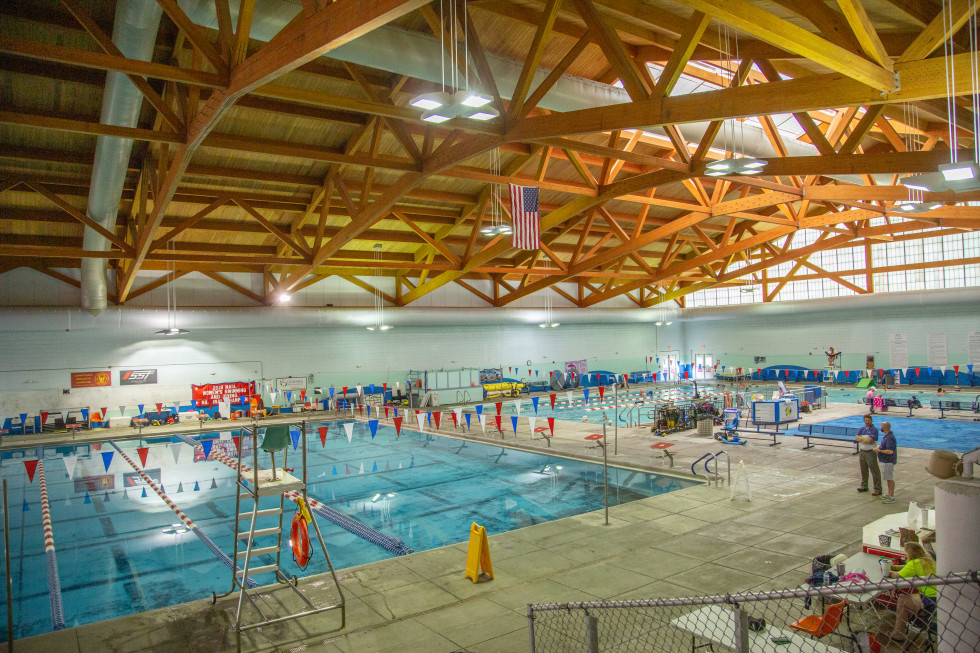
697 418 714 437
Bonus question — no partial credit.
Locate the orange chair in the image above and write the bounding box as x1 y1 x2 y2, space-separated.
790 599 848 639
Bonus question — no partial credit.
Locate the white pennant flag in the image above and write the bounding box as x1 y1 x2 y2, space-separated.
395 381 401 391
566 391 573 405
219 430 232 440
415 413 425 432
453 407 463 420
514 399 522 414
270 391 277 404
528 415 536 433
118 405 126 417
170 443 182 464
356 384 363 396
61 410 69 423
343 422 354 443
940 365 947 375
479 414 486 433
358 462 364 474
63 454 77 479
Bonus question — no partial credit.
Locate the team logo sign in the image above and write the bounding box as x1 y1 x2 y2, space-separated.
71 371 111 388
120 369 158 385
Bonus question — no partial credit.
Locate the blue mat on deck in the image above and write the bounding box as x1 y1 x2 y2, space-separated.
785 415 979 453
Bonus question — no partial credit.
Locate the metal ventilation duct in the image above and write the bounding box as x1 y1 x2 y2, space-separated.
80 0 163 316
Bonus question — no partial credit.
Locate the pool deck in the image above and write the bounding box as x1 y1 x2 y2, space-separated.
13 387 953 652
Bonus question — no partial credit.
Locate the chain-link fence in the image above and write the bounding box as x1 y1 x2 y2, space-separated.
528 571 979 652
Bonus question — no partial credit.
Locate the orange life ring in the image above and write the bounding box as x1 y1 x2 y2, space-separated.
290 512 311 568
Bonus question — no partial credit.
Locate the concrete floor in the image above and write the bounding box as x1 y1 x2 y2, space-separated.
13 386 950 652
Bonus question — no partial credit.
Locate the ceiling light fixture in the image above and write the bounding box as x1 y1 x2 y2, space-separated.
408 1 498 123
538 259 559 328
155 241 189 336
366 243 393 332
480 148 514 237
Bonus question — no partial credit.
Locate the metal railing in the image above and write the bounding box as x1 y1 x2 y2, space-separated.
528 571 980 653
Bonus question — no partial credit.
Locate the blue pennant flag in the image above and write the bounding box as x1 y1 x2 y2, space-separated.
583 388 590 404
19 412 26 425
101 451 113 472
138 404 144 416
141 487 147 498
285 391 292 403
465 413 471 429
969 364 974 373
532 396 539 413
426 412 432 426
511 415 518 434
535 370 539 376
81 408 89 421
369 384 375 395
475 405 483 416
332 465 338 475
201 439 214 459
190 400 197 408
393 408 398 417
290 429 300 450
372 461 378 472
193 481 200 491
369 420 379 438
329 387 335 399
84 492 91 504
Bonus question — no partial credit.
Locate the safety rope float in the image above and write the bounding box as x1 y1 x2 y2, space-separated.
36 461 66 630
107 440 258 588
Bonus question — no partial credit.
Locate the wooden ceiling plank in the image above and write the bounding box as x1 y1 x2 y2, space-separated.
340 274 397 304
654 11 711 97
201 269 264 303
571 0 650 100
234 197 311 259
126 270 188 302
671 0 892 90
24 182 132 253
156 0 229 74
898 0 976 62
521 33 592 118
839 106 888 154
508 0 565 119
462 6 504 112
149 195 230 252
392 209 461 265
836 0 894 69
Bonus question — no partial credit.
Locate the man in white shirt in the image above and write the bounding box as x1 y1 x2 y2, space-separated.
855 414 882 495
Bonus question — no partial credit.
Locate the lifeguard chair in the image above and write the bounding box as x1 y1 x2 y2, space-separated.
214 421 345 650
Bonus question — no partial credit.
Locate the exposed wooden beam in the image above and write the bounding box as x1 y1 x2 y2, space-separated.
836 0 893 70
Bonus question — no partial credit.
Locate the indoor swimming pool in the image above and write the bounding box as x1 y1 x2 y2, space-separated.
0 420 696 640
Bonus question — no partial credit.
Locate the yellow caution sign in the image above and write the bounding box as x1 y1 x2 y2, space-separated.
464 522 494 583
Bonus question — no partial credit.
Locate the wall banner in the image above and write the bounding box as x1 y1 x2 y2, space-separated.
191 381 255 407
71 371 111 388
119 369 158 386
888 333 908 371
926 332 948 367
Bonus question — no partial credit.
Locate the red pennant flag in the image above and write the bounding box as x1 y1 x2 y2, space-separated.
598 386 605 401
550 394 556 409
550 371 553 377
24 460 39 483
101 407 108 421
155 403 163 413
434 412 442 429
384 406 390 419
451 412 458 426
915 368 920 376
383 383 387 392
738 367 742 373
547 417 555 435
301 390 306 400
785 369 790 378
684 371 689 379
495 402 502 415
358 405 363 416
233 436 240 452
137 447 149 468
623 374 628 384
653 373 658 381
342 386 348 397
494 415 502 432
415 409 420 415
318 426 329 446
40 411 48 424
509 367 512 372
954 365 960 374
878 369 883 378
393 416 403 436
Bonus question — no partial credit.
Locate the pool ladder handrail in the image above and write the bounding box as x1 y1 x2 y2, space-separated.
690 450 731 487
455 389 472 404
618 403 640 427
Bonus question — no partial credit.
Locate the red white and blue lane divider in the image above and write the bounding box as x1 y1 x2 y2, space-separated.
37 461 66 630
174 434 413 556
107 440 258 589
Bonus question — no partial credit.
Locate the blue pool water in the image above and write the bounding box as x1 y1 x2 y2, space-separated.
0 421 695 640
784 415 979 452
498 386 722 423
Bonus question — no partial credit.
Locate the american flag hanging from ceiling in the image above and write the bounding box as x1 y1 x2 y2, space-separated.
509 183 540 250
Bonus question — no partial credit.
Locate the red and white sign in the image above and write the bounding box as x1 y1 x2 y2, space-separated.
191 381 255 407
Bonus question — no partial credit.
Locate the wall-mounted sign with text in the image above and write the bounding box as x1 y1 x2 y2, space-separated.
119 369 158 385
276 376 307 391
71 371 111 388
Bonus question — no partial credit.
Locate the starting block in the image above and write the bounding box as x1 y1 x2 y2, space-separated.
650 441 675 467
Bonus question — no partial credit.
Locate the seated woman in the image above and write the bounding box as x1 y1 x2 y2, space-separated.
888 542 937 640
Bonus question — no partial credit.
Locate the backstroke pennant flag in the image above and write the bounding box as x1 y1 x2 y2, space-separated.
318 426 329 446
547 417 555 436
494 415 502 433
549 394 556 409
393 416 403 436
433 412 442 429
479 414 486 433
532 396 539 413
510 415 518 435
514 399 522 414
137 447 150 468
416 413 426 432
368 420 379 439
465 413 472 430
343 422 355 443
528 415 536 433
509 183 540 249
24 460 38 483
63 455 77 479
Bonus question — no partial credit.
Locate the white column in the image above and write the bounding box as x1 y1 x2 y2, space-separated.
935 478 980 653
